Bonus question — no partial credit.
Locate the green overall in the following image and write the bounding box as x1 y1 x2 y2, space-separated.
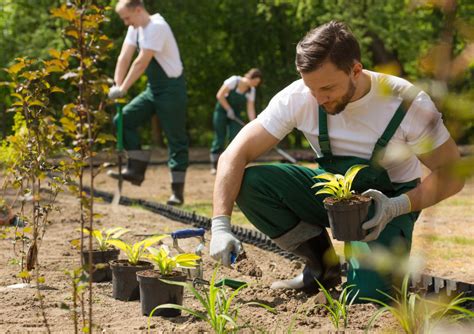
114 58 189 173
210 80 248 157
236 103 420 302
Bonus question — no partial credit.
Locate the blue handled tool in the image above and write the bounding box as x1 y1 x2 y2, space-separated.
230 246 247 265
171 228 206 279
171 228 205 239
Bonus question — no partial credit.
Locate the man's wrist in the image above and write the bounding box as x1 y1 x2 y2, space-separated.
211 215 231 232
392 193 411 216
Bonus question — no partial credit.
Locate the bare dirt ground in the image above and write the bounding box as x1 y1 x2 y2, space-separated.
0 149 473 333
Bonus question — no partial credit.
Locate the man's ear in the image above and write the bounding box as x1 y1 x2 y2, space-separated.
352 62 363 79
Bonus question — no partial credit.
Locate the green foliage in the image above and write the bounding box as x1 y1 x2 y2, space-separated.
2 55 69 283
82 227 129 251
146 244 200 276
1 1 473 147
312 164 368 200
107 235 167 266
314 281 359 330
149 266 276 333
362 275 474 334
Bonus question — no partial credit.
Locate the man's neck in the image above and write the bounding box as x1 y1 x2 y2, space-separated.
138 11 151 27
351 71 371 102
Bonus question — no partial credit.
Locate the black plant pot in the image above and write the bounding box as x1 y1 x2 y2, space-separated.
82 248 120 282
324 195 372 241
136 270 186 317
110 260 153 301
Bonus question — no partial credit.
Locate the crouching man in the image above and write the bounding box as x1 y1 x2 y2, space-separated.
209 21 464 301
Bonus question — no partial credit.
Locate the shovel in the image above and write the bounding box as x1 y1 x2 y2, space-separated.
232 118 298 164
111 103 124 206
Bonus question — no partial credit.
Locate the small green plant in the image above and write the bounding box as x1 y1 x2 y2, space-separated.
82 227 129 251
314 280 359 330
362 275 474 333
312 164 368 200
108 235 167 265
149 266 276 333
146 244 200 276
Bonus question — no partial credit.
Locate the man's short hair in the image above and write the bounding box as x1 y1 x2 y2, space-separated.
295 21 361 74
245 68 263 80
116 0 144 11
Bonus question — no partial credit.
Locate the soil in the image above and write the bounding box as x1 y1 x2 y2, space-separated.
323 194 372 205
1 155 473 333
137 270 184 279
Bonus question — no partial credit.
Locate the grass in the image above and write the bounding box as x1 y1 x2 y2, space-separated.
420 234 474 246
181 202 251 226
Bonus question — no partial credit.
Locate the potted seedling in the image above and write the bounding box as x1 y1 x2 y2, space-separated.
312 164 371 241
108 235 166 301
137 244 200 317
81 227 129 282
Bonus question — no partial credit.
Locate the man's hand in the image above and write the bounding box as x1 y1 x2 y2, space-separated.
361 190 411 242
226 108 236 120
210 215 242 266
108 86 126 100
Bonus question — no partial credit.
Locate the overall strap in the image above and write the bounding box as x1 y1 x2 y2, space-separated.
370 104 407 162
370 86 421 163
318 106 332 156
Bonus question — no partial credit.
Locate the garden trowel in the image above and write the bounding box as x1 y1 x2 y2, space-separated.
111 103 124 206
232 118 298 164
171 228 206 279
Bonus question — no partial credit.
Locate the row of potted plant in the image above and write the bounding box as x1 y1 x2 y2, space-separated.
81 227 200 316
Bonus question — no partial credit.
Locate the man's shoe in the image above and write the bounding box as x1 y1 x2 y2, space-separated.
271 229 341 294
167 182 184 206
107 150 150 186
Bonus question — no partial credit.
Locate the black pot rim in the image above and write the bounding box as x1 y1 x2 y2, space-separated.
81 247 120 254
136 269 187 279
110 259 152 268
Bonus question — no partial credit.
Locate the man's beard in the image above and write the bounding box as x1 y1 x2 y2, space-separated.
323 80 356 115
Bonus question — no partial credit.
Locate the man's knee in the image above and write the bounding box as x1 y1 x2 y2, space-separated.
238 166 267 196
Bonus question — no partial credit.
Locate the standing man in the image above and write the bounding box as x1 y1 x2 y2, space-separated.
210 68 262 174
108 0 188 206
209 21 464 300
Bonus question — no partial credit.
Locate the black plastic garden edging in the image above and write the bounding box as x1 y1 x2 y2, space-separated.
84 185 473 299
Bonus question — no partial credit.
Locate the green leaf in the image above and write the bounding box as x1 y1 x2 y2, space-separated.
29 100 46 108
6 62 26 74
50 86 64 93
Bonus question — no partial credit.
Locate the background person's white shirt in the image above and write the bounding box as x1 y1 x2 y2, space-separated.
257 70 450 183
124 14 183 78
223 76 256 101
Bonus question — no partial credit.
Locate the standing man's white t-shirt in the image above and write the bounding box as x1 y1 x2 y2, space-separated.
257 70 450 183
223 76 256 101
124 14 183 78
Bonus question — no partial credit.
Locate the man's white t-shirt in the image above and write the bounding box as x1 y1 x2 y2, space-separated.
223 76 256 102
124 14 183 78
257 70 450 183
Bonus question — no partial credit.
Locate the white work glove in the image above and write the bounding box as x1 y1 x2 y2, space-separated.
108 86 126 100
225 107 236 120
210 215 242 267
361 189 411 242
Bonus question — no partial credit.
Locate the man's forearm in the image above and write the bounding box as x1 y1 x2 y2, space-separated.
212 151 248 217
406 166 465 212
217 97 232 112
114 56 131 86
119 59 147 92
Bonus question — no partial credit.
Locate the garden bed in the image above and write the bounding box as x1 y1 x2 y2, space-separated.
0 162 473 332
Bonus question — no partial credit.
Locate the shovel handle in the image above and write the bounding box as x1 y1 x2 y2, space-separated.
171 228 205 239
116 104 124 152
